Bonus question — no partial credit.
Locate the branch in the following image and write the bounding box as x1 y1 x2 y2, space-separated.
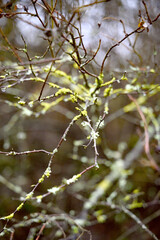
0 27 23 63
142 0 152 24
0 149 52 156
101 26 142 73
128 94 159 171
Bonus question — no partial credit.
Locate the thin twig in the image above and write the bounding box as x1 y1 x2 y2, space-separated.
21 35 36 77
101 26 142 73
120 205 159 240
35 223 47 240
74 0 111 11
128 94 159 171
0 27 23 63
80 39 101 67
38 61 54 101
19 57 60 66
41 0 59 27
0 149 52 156
142 0 152 24
31 0 47 27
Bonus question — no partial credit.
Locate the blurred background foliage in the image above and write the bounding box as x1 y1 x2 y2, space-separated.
0 0 160 239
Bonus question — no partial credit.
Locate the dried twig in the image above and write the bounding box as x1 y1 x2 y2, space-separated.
0 149 52 156
128 94 159 171
101 26 143 73
142 0 152 24
0 27 23 63
35 223 47 240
